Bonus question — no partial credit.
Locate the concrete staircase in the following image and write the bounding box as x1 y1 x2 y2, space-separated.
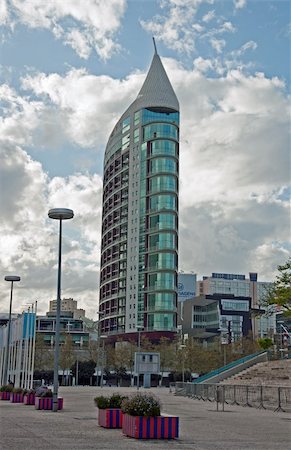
220 359 291 386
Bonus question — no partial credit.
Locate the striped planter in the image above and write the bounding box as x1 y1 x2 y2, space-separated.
98 408 123 428
122 414 179 439
24 393 35 405
0 392 11 401
35 397 63 410
10 393 24 403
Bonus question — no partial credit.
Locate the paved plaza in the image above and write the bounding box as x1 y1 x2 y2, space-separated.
0 386 290 450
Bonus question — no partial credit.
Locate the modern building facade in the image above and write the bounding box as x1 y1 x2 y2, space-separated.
99 45 179 339
178 294 252 343
198 272 270 307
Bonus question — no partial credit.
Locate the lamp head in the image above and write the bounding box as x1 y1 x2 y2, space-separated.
4 276 21 282
48 208 74 220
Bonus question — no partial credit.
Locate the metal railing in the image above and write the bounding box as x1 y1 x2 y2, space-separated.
192 351 267 384
174 382 291 412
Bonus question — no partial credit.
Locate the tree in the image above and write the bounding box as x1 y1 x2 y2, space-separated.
34 335 54 371
257 337 273 350
71 360 95 385
59 335 75 385
265 259 291 316
156 337 176 385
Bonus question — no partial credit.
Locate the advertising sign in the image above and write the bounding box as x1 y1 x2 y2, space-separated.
178 273 196 302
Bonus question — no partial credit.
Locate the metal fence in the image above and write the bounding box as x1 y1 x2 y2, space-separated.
174 382 291 412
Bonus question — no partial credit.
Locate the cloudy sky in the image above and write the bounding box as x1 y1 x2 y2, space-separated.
0 0 290 319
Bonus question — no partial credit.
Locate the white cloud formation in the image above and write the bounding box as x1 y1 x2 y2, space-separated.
21 68 144 149
140 0 214 54
141 1 237 57
234 0 247 9
202 9 215 23
210 38 226 53
0 53 289 316
2 0 127 60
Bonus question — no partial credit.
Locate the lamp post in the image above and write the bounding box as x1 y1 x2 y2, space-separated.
48 208 74 412
136 326 143 390
99 335 107 388
3 275 21 385
96 311 105 386
179 344 186 383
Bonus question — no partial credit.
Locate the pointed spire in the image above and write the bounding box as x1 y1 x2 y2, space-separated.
121 41 179 120
152 37 157 55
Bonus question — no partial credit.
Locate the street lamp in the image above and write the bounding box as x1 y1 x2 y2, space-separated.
136 326 143 390
3 275 21 385
99 335 107 388
179 344 186 383
48 208 74 412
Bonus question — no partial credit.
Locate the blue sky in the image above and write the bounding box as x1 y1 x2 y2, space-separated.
0 0 290 318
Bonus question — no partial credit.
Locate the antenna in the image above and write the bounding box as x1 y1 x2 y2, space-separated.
152 37 157 54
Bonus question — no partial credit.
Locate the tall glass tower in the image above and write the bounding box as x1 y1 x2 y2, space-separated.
99 45 179 340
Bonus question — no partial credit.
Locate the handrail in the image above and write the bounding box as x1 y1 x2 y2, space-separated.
192 351 268 384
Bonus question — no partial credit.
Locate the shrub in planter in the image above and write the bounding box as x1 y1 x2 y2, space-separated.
0 385 14 400
121 392 161 417
94 393 127 428
10 387 24 403
121 393 179 439
23 389 36 405
35 388 63 410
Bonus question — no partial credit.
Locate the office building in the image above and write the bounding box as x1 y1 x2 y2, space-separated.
99 44 179 339
179 294 252 342
198 272 274 338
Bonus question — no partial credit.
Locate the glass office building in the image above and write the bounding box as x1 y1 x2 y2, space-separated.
99 47 179 338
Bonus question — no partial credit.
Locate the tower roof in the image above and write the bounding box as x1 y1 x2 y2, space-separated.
122 49 179 119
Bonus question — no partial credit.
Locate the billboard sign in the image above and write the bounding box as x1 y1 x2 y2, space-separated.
178 273 196 302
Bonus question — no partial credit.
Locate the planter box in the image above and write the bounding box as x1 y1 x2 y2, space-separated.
98 408 123 428
0 392 11 401
122 414 179 439
35 397 63 410
10 393 24 403
24 393 35 405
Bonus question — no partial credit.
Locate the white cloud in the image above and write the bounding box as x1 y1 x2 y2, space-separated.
140 0 213 54
3 0 127 60
21 68 144 148
0 0 9 25
234 0 247 10
202 10 215 23
210 38 226 53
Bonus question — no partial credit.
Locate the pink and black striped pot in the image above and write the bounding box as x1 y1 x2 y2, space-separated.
0 391 11 401
24 393 35 405
35 397 63 410
98 408 123 428
122 414 179 439
10 392 24 403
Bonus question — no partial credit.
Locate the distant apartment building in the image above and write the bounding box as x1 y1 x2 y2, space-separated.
49 298 85 319
36 315 89 348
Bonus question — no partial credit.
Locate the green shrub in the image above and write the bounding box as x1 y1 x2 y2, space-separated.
257 337 273 350
94 393 127 409
94 395 110 409
0 385 14 392
12 387 23 394
121 393 161 417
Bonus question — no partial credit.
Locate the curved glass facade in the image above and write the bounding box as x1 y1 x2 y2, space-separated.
99 51 179 337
